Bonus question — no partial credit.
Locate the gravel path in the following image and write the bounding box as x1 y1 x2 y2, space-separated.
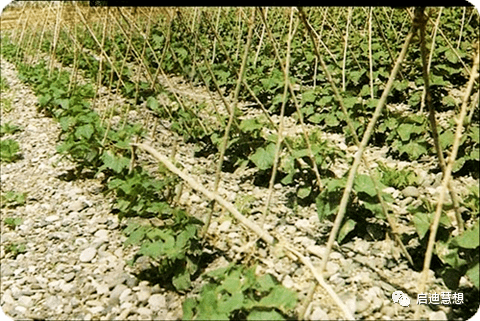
1 53 478 320
0 59 183 320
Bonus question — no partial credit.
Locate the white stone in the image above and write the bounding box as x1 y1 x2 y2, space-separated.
148 294 166 310
218 220 231 232
17 295 33 307
79 247 97 262
94 229 109 239
119 288 132 302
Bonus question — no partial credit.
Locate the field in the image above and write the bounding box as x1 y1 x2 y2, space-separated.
1 3 479 320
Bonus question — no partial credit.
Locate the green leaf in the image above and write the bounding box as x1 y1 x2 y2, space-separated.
301 90 316 105
124 226 147 246
247 310 285 320
354 175 377 197
218 292 244 314
297 186 311 199
451 222 479 249
466 262 479 288
258 285 297 312
182 297 196 320
256 274 276 292
338 219 356 243
172 269 191 291
439 130 454 150
101 151 130 173
240 118 263 133
397 123 415 141
413 213 430 239
76 124 94 140
249 143 276 170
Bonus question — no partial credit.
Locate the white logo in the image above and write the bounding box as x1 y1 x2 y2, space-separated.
392 291 411 307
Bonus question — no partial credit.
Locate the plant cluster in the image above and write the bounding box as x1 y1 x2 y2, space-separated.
183 264 297 320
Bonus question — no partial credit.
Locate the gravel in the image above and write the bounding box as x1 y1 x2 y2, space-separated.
1 52 477 320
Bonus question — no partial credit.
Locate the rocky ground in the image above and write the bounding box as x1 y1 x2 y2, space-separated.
1 55 478 320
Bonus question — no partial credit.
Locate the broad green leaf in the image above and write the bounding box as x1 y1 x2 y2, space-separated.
435 241 467 268
172 269 191 291
413 213 430 239
247 310 285 320
218 292 244 314
354 175 377 197
146 96 159 111
398 141 428 160
182 297 196 320
258 285 297 312
466 262 479 288
249 143 276 170
451 221 479 249
297 186 311 199
308 113 324 124
338 219 356 243
240 118 263 133
124 227 146 246
397 123 415 141
101 151 130 173
301 90 316 105
325 113 340 127
139 240 163 259
439 130 454 150
256 274 276 292
76 124 94 140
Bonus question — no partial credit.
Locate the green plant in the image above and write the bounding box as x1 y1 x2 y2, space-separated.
0 76 9 92
0 138 20 162
1 191 26 208
123 210 203 291
4 217 23 228
377 162 418 190
4 242 27 258
182 264 298 320
408 197 479 289
0 98 13 113
0 122 21 137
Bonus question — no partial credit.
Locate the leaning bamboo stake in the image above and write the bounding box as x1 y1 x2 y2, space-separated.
418 8 464 232
259 7 324 192
319 16 417 273
341 7 352 92
211 7 221 64
202 8 256 239
420 8 442 114
368 8 374 99
299 7 413 267
414 41 479 320
457 7 466 49
132 142 354 320
253 7 267 67
262 7 295 227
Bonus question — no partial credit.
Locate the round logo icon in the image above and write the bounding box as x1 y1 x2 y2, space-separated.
398 295 410 307
392 291 404 303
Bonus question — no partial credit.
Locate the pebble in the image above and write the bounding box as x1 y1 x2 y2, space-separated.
64 272 75 282
69 200 88 213
309 306 328 320
402 186 419 198
137 307 152 316
137 291 151 304
111 284 128 301
380 305 395 318
429 310 447 320
44 215 59 222
79 247 97 262
356 299 370 313
17 295 33 308
148 294 166 310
